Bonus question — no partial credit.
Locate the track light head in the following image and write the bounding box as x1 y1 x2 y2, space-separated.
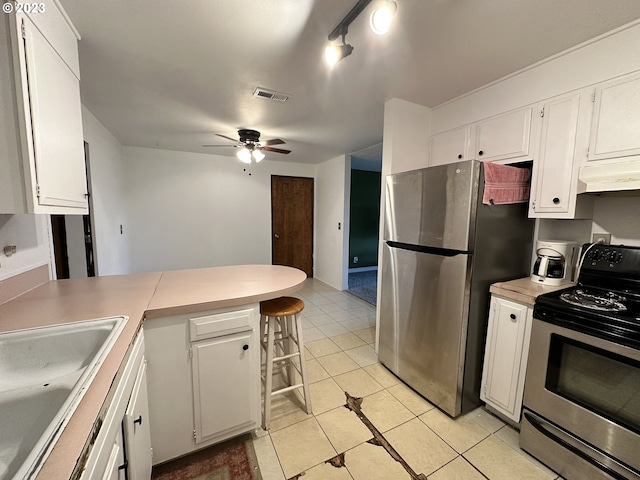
370 1 397 35
324 42 354 67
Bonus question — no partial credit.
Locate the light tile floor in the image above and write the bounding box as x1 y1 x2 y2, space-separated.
252 279 563 480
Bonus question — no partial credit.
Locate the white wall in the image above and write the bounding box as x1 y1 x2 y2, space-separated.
82 106 131 275
590 195 640 247
315 155 350 290
0 214 51 281
123 146 315 273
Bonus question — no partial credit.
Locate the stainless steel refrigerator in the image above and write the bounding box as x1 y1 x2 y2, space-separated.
378 160 534 417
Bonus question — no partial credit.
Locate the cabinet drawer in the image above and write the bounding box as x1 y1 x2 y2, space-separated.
189 307 255 341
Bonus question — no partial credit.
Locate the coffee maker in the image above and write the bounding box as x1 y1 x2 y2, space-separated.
530 240 577 286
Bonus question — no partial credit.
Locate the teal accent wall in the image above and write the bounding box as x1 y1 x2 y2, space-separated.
349 169 381 268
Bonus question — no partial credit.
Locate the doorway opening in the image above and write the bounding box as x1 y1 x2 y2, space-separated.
347 145 382 304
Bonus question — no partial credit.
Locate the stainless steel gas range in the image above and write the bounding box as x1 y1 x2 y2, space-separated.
521 243 640 480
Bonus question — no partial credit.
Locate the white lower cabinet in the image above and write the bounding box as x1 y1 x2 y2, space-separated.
192 330 259 443
82 333 152 480
480 295 533 423
145 304 260 465
123 359 153 480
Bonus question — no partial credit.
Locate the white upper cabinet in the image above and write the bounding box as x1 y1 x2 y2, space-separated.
429 125 474 166
0 0 87 214
475 107 533 162
588 71 640 161
529 90 594 219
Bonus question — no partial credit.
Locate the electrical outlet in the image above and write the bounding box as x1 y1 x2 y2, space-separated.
353 256 358 264
592 233 611 244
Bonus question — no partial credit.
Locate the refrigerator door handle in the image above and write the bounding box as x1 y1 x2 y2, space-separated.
386 240 471 257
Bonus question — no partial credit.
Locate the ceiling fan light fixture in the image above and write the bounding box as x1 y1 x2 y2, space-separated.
237 147 252 164
252 149 265 162
370 0 397 35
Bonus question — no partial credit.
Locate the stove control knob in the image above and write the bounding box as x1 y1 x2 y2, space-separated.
589 249 603 261
608 251 622 263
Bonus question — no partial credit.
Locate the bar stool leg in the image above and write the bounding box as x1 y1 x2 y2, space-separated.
263 314 276 430
295 313 312 414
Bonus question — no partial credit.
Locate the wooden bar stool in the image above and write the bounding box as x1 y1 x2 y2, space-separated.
260 296 312 430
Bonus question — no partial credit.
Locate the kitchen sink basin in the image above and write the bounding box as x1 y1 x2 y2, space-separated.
0 316 127 480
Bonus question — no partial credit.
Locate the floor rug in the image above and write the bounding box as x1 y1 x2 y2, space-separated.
347 270 378 305
151 433 262 480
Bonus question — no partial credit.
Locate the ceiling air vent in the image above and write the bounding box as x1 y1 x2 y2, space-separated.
253 87 290 102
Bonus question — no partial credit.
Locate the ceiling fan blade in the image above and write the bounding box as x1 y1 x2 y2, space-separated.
263 146 291 154
215 134 240 142
263 138 285 146
202 144 238 147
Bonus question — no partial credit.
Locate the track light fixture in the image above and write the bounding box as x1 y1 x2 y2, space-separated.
324 29 354 68
324 0 397 67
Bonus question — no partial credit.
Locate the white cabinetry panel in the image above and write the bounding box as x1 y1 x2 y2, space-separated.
0 4 87 214
123 360 153 480
145 304 260 465
22 16 87 209
529 90 594 219
481 296 533 423
191 330 258 443
475 107 532 162
430 125 473 166
589 71 640 161
530 94 579 215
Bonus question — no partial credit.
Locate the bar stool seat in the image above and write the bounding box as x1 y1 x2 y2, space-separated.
260 296 312 430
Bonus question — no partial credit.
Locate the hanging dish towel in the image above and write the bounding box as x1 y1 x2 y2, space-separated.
482 162 531 205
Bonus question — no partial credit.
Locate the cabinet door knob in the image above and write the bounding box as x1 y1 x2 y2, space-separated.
134 415 143 425
509 313 517 320
552 197 560 204
478 150 484 156
457 154 463 159
243 344 249 351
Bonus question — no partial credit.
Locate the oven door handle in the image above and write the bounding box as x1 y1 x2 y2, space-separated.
523 412 634 480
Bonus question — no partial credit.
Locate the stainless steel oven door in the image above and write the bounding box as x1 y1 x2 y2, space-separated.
522 318 640 477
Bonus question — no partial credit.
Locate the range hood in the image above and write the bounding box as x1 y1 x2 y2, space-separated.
578 160 640 193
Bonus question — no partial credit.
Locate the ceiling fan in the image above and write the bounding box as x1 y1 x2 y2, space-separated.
203 129 291 163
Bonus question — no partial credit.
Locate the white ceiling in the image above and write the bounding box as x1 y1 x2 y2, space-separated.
60 0 640 165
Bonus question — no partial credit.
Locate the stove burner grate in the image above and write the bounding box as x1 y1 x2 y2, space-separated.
560 289 627 312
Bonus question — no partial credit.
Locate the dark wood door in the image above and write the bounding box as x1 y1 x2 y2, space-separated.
271 175 314 276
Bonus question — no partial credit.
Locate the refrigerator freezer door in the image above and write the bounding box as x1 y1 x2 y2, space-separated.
378 243 472 417
384 161 481 252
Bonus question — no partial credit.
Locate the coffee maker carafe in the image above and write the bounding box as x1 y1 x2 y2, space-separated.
530 240 576 286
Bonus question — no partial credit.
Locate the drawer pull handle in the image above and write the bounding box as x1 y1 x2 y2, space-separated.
510 313 517 320
552 197 560 204
134 415 143 425
243 344 249 351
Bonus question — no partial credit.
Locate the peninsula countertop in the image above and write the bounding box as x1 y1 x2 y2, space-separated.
0 264 307 480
